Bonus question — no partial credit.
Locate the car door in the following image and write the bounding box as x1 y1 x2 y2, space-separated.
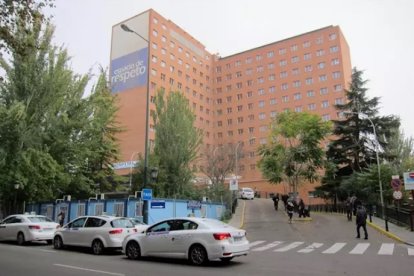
168 220 197 256
63 217 87 245
81 217 106 247
141 220 173 256
0 216 16 241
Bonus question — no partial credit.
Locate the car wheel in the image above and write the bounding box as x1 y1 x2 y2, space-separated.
188 244 208 266
91 239 104 255
126 241 141 260
220 257 234 263
17 232 25 246
53 236 64 249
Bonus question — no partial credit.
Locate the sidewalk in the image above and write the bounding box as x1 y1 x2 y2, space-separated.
367 215 414 246
228 200 414 246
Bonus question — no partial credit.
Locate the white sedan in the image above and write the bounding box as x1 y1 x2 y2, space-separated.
0 214 59 245
122 217 249 265
53 215 137 255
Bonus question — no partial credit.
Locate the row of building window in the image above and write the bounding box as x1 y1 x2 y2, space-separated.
216 45 339 73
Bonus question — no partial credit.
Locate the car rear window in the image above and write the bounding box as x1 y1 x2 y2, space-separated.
27 216 53 222
111 218 134 228
243 188 253 192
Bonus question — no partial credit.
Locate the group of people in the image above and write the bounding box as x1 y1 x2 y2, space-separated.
271 194 310 224
346 195 368 239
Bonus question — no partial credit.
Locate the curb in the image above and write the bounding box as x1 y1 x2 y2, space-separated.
367 221 406 244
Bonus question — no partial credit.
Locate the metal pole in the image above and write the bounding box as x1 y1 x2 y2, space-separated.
121 24 150 224
366 116 388 232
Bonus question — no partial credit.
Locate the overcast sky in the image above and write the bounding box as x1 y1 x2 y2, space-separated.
50 0 414 138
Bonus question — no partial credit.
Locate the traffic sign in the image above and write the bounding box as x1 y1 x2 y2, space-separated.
391 178 401 190
229 179 238 191
393 190 402 200
141 188 152 200
403 172 414 191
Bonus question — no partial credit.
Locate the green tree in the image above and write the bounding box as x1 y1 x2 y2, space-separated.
0 0 54 53
150 89 203 198
0 21 122 214
320 68 400 201
258 111 331 194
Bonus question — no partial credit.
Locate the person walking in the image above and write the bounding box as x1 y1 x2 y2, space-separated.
298 198 305 218
346 198 353 221
355 204 368 240
287 201 294 224
272 193 280 210
57 211 65 227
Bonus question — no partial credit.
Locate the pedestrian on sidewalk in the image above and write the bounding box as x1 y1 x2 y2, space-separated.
355 204 368 240
287 201 294 223
272 193 280 210
298 198 305 218
346 197 352 221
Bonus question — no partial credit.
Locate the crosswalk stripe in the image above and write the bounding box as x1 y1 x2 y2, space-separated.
274 241 304 252
408 247 414 256
350 243 370 254
378 243 394 255
322 243 346 254
252 241 283 252
249 240 266 248
298 243 324 253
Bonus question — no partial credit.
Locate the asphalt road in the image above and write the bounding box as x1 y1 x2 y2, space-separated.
0 198 412 276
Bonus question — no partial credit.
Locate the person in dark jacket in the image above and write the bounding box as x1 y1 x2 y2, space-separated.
298 199 305 218
355 204 368 239
287 201 294 224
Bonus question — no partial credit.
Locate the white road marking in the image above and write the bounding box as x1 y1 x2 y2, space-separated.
378 243 394 255
39 249 56 253
349 243 370 254
249 240 266 248
408 247 414 256
54 264 125 276
274 241 304 252
252 241 283 251
322 242 346 254
298 242 324 253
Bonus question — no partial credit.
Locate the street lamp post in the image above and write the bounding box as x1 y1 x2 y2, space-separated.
350 112 388 231
121 23 151 223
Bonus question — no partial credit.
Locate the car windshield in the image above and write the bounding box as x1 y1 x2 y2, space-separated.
111 218 134 228
27 216 53 222
243 188 253 192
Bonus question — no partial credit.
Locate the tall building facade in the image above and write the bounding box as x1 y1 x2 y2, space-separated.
110 9 352 198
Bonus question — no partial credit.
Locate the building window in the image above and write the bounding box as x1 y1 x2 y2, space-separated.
279 48 286 55
227 119 233 125
316 49 325 56
322 114 330 121
280 71 288 78
290 44 298 51
332 71 341 79
227 131 233 137
270 98 277 105
257 66 264 72
227 107 232 114
258 88 265 95
318 62 325 69
259 112 266 120
267 51 274 58
292 68 300 75
330 46 339 53
320 87 328 95
295 106 302 112
282 96 289 102
161 36 167 42
237 117 244 123
305 77 313 85
256 54 262 61
152 42 158 49
237 105 243 112
268 74 275 81
329 33 337 40
246 57 253 64
259 125 268 132
268 63 275 69
152 29 158 37
291 56 299 63
316 36 323 44
247 91 253 98
304 53 311 60
270 111 277 118
308 103 316 110
249 127 254 133
238 129 244 135
335 98 343 105
257 77 264 84
237 93 243 100
303 41 311 48
258 100 265 108
269 86 276 93
279 60 287 67
235 60 242 67
248 114 255 121
331 58 340 65
293 80 301 88
321 100 329 108
248 103 254 109
334 84 343 92
247 80 253 86
281 83 288 91
307 90 315 97
294 93 302 100
304 65 312 72
319 75 327 82
246 68 253 75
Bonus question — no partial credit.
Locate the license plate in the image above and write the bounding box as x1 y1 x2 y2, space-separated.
233 236 243 242
43 228 53 231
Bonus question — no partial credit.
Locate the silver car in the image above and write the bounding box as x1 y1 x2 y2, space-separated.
0 214 59 245
53 215 137 255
